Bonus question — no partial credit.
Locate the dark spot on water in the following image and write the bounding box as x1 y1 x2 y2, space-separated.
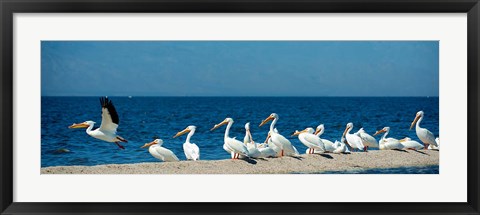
52 148 71 154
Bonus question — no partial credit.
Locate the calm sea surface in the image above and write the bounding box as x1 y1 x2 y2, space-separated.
41 97 439 170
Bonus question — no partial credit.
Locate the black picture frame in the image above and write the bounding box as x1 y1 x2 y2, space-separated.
1 0 479 214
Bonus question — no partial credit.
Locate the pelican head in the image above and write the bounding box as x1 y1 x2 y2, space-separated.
141 138 163 148
342 122 353 137
292 127 314 136
211 118 233 131
173 125 196 138
373 127 390 136
315 124 324 135
410 110 424 130
259 113 278 127
68 120 95 129
245 122 250 131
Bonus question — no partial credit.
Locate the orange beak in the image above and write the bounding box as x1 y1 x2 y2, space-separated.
173 128 190 138
342 125 351 138
373 129 385 136
211 120 228 131
141 140 157 148
259 115 274 127
410 115 420 130
68 122 89 129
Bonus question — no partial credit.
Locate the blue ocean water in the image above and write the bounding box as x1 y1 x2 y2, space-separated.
319 165 439 174
41 96 439 168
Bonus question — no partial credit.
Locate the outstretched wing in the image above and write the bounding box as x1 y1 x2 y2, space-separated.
99 97 119 133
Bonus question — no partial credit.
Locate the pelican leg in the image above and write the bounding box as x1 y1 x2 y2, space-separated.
281 150 284 157
424 144 428 150
114 142 125 150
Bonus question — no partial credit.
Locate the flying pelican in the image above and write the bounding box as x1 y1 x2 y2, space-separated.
141 139 179 162
373 127 404 150
292 127 325 154
211 118 249 159
398 137 424 150
69 97 127 149
314 124 335 152
410 111 438 149
259 113 299 156
356 128 379 151
173 125 200 161
343 123 364 152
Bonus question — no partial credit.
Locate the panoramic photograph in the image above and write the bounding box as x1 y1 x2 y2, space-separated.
40 41 439 174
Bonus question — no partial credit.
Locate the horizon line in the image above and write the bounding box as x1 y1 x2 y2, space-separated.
41 95 440 98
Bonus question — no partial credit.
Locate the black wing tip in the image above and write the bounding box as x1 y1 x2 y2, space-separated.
99 96 119 125
100 96 113 108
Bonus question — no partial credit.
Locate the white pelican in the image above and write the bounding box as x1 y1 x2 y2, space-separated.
343 123 364 152
292 128 325 154
211 118 249 159
243 122 262 158
243 122 277 158
356 128 379 151
141 139 179 162
332 140 347 154
259 113 299 156
69 97 127 149
373 127 404 150
410 111 438 149
256 131 279 157
314 124 335 152
429 137 440 150
173 125 200 161
398 137 424 150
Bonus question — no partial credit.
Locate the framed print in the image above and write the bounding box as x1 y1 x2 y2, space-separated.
1 0 479 214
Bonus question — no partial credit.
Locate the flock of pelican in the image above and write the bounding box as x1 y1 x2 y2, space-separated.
69 97 440 162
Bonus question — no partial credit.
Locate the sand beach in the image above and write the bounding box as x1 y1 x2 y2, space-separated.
41 150 439 174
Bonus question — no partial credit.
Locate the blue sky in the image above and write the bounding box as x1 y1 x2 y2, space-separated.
41 41 439 97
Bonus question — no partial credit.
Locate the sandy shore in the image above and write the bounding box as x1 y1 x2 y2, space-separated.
41 150 438 174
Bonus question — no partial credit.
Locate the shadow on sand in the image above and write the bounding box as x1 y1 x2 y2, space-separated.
392 149 408 153
410 150 429 155
319 154 334 159
241 157 258 164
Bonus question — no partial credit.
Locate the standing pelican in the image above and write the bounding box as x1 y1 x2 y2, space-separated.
373 127 404 150
314 124 335 152
211 118 249 159
173 125 200 161
410 111 438 149
141 139 179 162
343 123 364 152
243 122 262 158
259 113 299 156
69 97 127 149
356 128 379 151
292 127 325 154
